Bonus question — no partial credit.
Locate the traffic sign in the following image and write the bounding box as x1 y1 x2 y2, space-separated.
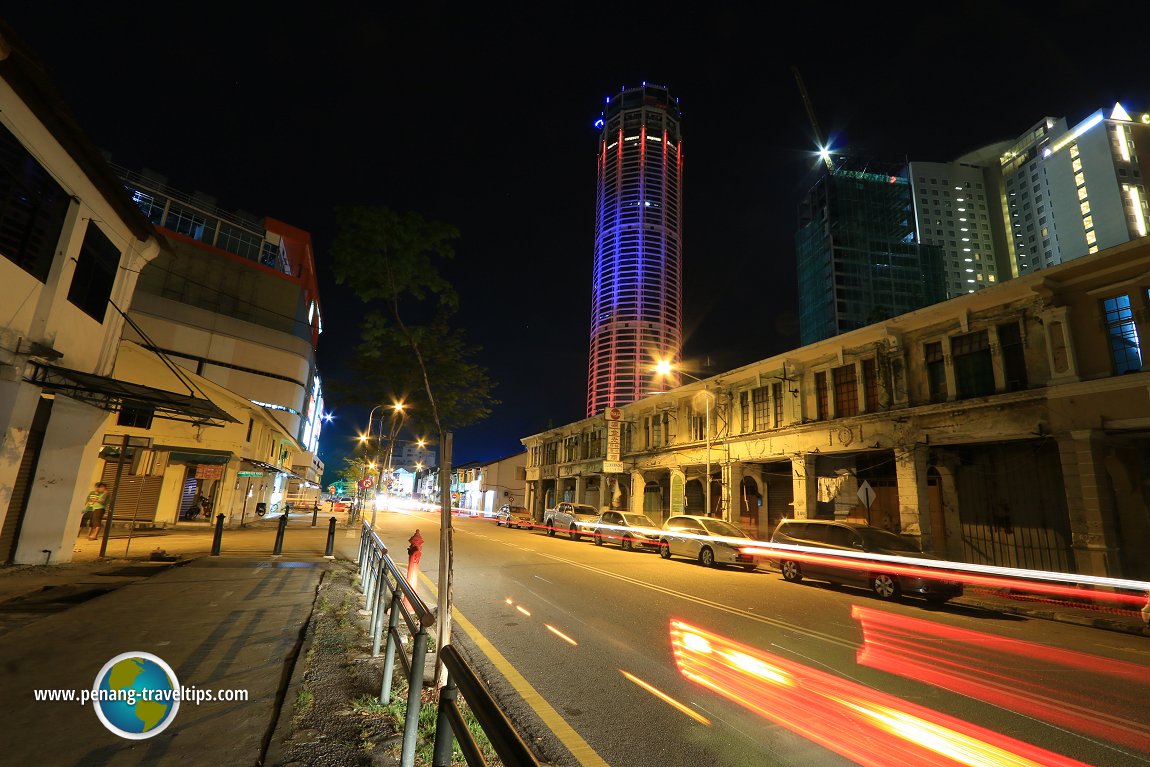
857 480 876 510
360 476 374 489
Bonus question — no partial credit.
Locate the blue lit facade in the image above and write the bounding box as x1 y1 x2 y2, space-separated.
587 84 683 416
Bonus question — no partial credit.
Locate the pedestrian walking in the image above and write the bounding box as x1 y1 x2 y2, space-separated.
82 482 108 541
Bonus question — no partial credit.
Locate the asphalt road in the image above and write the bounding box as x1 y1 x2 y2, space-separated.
372 511 1150 767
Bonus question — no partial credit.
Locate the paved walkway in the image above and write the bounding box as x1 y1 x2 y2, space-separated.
0 514 368 766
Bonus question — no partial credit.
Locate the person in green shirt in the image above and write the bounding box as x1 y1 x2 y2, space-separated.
84 482 108 541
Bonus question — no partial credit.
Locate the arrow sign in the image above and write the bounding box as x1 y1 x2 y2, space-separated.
857 480 876 510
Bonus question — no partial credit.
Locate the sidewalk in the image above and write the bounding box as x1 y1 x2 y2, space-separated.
0 514 366 766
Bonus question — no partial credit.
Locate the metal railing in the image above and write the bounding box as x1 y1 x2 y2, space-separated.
356 522 541 767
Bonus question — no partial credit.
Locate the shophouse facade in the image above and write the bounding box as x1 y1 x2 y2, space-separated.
524 237 1150 580
0 24 236 563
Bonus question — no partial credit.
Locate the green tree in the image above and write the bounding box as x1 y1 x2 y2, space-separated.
330 204 497 686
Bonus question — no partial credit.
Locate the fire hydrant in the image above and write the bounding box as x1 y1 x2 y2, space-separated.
405 529 424 608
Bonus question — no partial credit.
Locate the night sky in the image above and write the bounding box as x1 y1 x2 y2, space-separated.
5 4 1147 476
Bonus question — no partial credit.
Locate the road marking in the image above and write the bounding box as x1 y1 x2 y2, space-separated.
417 573 611 767
484 536 855 650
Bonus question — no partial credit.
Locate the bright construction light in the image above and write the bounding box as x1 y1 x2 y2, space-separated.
818 146 831 163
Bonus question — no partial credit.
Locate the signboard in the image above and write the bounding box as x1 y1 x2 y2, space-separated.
237 471 264 477
196 464 224 480
360 476 374 490
602 461 625 474
605 409 622 463
857 480 876 510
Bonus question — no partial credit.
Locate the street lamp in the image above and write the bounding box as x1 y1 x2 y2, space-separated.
654 360 716 518
379 402 407 517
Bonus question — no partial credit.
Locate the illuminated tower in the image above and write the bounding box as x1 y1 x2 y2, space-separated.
586 83 683 417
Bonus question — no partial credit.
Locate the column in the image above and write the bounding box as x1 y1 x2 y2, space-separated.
790 454 817 520
1057 429 1122 577
894 445 930 539
629 471 645 515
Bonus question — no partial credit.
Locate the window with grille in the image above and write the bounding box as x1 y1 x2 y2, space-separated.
862 358 879 411
925 342 947 402
997 322 1028 391
952 330 994 398
751 387 769 430
832 365 859 417
815 372 829 420
1103 294 1142 374
739 391 749 432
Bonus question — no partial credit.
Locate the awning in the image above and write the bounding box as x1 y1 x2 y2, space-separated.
167 450 233 465
242 458 302 480
27 362 239 426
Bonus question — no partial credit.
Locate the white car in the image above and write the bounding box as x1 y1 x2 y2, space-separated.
659 515 759 571
591 511 661 551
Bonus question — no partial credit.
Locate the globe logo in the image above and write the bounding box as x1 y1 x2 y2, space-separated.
91 651 181 739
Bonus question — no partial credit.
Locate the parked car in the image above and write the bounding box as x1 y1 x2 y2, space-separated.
543 502 601 540
767 519 963 603
495 504 533 529
590 511 661 551
659 515 759 570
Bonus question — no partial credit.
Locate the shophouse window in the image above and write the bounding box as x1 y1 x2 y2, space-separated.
815 371 829 420
952 330 995 398
772 383 783 427
998 322 1028 391
0 123 72 282
652 414 664 447
925 342 947 402
832 364 859 417
751 386 769 430
739 391 749 432
862 358 879 411
68 223 121 321
1103 294 1142 374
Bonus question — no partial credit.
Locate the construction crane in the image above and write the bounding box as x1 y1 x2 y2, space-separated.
791 65 834 171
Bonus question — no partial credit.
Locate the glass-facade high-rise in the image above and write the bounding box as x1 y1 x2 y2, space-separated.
796 158 946 345
586 83 683 417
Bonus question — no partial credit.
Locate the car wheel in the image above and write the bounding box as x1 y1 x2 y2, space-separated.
569 525 581 541
659 540 672 559
698 546 716 567
594 530 604 546
546 521 555 537
780 560 803 582
621 537 633 552
871 573 900 600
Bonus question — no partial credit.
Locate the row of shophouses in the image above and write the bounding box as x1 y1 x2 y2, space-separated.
522 237 1150 581
0 25 325 564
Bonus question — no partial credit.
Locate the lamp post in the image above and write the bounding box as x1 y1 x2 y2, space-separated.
361 402 406 529
380 403 407 515
655 360 716 517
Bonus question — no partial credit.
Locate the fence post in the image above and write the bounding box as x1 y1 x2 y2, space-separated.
380 587 403 703
312 501 319 527
324 516 336 558
272 512 288 555
432 673 460 766
210 513 225 556
400 627 430 767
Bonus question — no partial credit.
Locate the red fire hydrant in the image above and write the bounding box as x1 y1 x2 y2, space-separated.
405 529 424 608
